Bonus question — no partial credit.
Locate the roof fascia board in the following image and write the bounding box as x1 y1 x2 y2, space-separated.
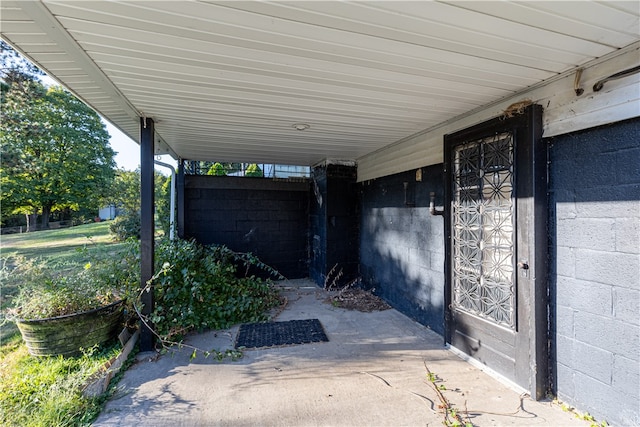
357 41 640 182
363 41 640 162
15 1 141 136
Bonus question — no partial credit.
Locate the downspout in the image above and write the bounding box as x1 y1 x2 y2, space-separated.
154 160 176 241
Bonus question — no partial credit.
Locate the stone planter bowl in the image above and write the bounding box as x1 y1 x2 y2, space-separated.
15 300 125 357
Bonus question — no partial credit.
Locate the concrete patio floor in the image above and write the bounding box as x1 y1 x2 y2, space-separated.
93 279 587 426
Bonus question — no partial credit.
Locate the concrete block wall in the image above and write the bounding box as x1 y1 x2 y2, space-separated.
359 165 445 335
309 165 328 285
183 175 310 279
548 118 640 426
309 164 359 287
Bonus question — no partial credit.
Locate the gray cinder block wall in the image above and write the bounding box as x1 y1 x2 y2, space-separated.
359 165 445 335
548 118 640 426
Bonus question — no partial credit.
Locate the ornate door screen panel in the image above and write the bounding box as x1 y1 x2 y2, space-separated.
444 105 548 399
452 132 515 328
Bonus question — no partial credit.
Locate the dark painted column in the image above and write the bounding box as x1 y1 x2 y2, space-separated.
176 159 185 239
140 117 155 351
309 166 327 285
309 164 358 287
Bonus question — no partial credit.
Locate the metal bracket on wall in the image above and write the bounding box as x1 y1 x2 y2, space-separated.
403 182 415 207
430 192 445 216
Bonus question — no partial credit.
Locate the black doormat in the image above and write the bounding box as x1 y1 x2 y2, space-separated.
235 319 328 349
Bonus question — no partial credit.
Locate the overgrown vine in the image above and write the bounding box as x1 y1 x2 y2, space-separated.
125 238 285 360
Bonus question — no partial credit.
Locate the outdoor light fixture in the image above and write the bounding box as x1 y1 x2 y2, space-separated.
292 123 310 131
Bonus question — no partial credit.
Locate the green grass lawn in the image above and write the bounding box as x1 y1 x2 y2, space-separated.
1 222 121 268
0 221 126 341
0 222 133 427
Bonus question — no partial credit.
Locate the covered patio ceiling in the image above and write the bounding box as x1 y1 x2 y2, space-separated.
2 1 639 166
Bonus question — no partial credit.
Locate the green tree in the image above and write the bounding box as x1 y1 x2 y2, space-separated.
105 169 141 215
105 169 172 238
156 174 172 236
207 162 227 176
245 163 263 177
1 42 116 230
202 161 242 176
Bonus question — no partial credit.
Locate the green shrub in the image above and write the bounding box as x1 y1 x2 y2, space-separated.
146 239 282 339
206 162 226 176
8 273 118 321
5 254 133 321
109 214 140 241
245 163 263 177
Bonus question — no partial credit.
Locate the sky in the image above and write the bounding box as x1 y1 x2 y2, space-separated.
104 121 140 171
104 120 176 173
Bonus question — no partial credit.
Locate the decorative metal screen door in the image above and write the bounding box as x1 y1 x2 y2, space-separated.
444 105 548 399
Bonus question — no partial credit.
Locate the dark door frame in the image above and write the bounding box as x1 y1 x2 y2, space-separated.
443 104 548 399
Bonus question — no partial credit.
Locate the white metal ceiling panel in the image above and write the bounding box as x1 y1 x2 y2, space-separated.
2 0 639 166
448 1 639 47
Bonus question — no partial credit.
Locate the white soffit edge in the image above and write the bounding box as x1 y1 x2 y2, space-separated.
1 0 638 167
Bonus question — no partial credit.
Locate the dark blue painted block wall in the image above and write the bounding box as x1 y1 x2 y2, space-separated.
548 118 639 426
309 164 359 286
183 175 310 279
359 165 445 335
309 166 327 285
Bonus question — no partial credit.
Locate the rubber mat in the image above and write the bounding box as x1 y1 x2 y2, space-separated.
235 319 328 349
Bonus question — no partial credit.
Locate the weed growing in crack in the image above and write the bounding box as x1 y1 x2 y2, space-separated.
553 398 609 427
424 362 472 427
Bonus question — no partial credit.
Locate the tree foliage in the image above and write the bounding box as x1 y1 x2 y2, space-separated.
202 161 242 176
104 169 141 215
104 169 142 241
245 163 263 177
1 41 116 229
105 169 172 239
156 174 172 236
206 162 227 176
